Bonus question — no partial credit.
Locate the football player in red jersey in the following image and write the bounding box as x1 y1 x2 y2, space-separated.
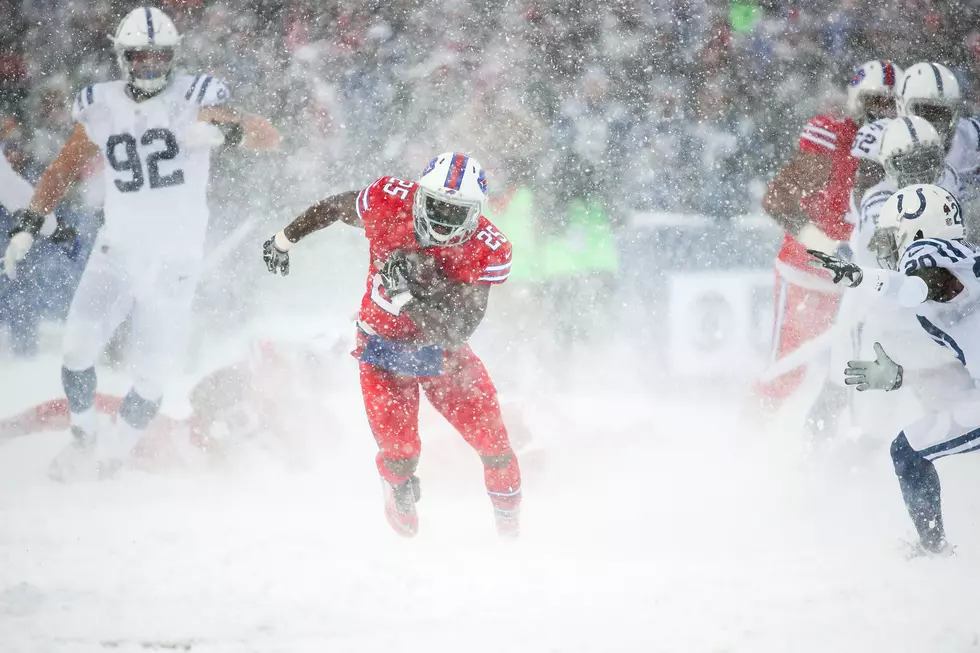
262 152 520 538
752 61 900 420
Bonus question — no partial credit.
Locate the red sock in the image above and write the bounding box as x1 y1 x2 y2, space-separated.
485 452 521 511
376 451 414 485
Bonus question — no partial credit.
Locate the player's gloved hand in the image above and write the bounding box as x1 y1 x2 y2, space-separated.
835 241 854 263
2 231 33 280
845 342 903 391
263 231 292 276
377 250 412 297
51 222 81 260
807 249 864 287
50 222 77 245
3 208 45 280
211 121 245 147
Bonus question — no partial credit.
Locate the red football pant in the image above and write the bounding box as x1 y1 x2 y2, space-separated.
359 344 521 509
753 270 840 412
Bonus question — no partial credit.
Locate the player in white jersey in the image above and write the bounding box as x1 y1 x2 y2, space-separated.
833 118 969 444
846 60 903 231
852 117 962 263
811 184 980 555
1 7 279 478
896 62 980 227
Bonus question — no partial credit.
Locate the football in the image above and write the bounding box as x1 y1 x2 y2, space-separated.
404 251 455 300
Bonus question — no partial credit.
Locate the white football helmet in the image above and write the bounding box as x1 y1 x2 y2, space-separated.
109 7 181 96
871 184 964 269
897 62 961 146
414 152 488 247
879 116 945 188
847 60 902 123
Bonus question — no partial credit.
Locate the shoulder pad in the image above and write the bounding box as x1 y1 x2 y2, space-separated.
71 84 98 123
183 75 230 106
940 164 962 195
860 186 893 214
901 238 974 273
800 115 841 152
966 117 980 152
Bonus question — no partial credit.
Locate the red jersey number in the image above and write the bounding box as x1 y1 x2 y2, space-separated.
476 226 507 251
383 178 415 200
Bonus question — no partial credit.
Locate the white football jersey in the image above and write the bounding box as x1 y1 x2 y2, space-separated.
848 165 962 268
946 117 980 177
898 237 980 380
72 74 229 260
849 117 891 161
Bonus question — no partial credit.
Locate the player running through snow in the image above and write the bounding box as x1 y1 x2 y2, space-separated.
810 185 980 556
2 6 280 480
263 152 521 538
752 60 900 427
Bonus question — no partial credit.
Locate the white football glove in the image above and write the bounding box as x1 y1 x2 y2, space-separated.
179 121 226 149
845 342 904 391
2 231 34 280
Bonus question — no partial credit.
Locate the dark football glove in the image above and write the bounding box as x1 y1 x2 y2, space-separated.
378 250 412 297
212 121 245 147
807 249 864 287
8 208 45 237
263 236 290 276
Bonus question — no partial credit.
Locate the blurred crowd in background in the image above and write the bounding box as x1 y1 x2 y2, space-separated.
2 0 980 359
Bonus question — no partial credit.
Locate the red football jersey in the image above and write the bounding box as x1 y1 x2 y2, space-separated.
354 175 512 342
777 114 859 272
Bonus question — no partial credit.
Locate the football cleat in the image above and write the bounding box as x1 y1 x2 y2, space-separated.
382 475 421 537
48 426 98 482
904 537 955 560
494 506 521 538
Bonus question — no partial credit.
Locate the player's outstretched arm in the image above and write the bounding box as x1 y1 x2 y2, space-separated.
197 106 281 150
29 124 99 216
807 249 962 305
2 124 95 279
263 191 361 275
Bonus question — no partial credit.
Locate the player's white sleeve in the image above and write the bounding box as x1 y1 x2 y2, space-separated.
184 76 230 107
854 267 929 307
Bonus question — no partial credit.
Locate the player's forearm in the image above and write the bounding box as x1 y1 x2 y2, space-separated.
28 166 76 216
852 266 929 306
198 106 280 150
26 124 95 216
281 191 361 244
240 115 280 150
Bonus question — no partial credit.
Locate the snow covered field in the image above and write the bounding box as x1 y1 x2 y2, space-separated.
3 354 980 653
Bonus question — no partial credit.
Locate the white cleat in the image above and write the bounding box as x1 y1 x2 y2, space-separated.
48 427 99 482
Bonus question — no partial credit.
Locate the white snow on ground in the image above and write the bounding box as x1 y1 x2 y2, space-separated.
3 355 980 652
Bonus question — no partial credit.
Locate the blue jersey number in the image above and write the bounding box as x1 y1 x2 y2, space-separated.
106 129 185 193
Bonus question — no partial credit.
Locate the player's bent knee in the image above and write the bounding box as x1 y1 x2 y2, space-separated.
62 331 102 372
118 389 161 430
131 377 164 404
61 366 97 413
383 456 419 478
480 451 513 469
891 432 923 476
